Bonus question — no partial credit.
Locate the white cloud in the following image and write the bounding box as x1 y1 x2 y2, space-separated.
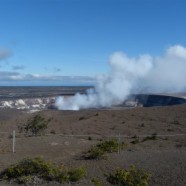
0 71 95 84
55 44 186 110
166 45 186 59
1 44 186 93
144 45 186 92
12 65 25 70
0 48 12 61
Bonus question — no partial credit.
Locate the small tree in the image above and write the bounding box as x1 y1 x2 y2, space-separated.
24 115 48 136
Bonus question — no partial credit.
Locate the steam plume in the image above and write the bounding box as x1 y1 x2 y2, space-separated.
55 45 186 110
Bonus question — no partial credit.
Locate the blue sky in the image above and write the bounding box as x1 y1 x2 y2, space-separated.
0 0 186 86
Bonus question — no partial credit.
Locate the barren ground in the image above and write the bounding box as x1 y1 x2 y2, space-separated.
0 105 186 185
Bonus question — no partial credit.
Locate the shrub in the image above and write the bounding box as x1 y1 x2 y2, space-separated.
88 136 92 140
140 123 145 127
68 167 87 182
84 139 125 160
91 177 103 186
131 138 140 144
85 146 106 160
97 139 120 153
106 165 151 186
172 119 181 125
16 175 32 184
23 115 48 136
0 157 86 184
79 117 85 120
50 129 56 134
0 157 55 180
130 135 140 144
142 133 157 142
55 172 69 183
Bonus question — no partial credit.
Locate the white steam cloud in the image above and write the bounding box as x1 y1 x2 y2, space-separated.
55 45 186 110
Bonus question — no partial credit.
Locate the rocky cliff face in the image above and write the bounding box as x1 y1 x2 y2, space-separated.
0 97 55 112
